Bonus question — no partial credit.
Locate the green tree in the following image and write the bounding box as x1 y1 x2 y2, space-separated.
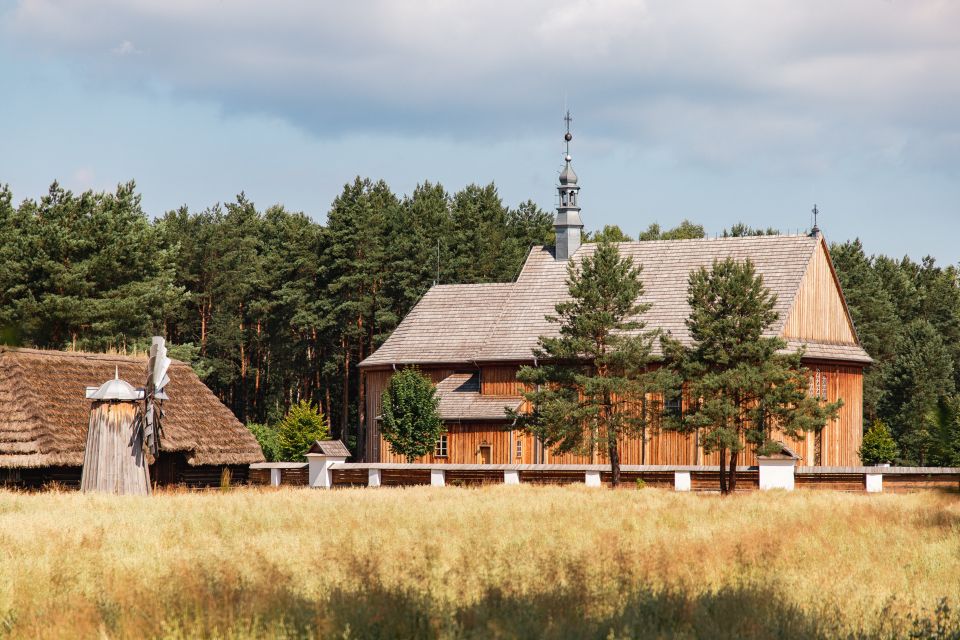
662 258 842 493
513 239 661 486
722 223 779 237
380 368 444 462
276 400 330 461
638 220 705 241
878 320 955 464
859 420 899 465
247 422 281 462
587 225 633 243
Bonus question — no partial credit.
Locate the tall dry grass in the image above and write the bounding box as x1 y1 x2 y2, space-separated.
0 486 957 638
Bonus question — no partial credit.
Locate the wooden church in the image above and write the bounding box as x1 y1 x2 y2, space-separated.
359 124 872 467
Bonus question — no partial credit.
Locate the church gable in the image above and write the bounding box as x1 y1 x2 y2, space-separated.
780 239 858 345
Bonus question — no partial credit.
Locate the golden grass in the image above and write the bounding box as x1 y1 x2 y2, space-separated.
0 486 958 638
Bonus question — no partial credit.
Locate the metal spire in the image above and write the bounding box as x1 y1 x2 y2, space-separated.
554 111 582 260
811 204 821 237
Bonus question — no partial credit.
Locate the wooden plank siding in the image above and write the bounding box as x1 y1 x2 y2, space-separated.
366 359 863 467
781 239 858 345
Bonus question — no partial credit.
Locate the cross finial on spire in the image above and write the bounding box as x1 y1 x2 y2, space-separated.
811 204 821 237
563 110 573 157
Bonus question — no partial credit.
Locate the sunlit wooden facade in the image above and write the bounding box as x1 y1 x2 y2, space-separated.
360 235 871 467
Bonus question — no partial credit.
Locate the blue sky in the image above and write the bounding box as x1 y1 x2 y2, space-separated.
1 0 958 263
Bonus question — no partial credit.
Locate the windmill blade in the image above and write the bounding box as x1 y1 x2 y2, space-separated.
143 336 170 457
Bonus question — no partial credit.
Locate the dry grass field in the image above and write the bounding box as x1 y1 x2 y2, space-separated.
0 486 958 639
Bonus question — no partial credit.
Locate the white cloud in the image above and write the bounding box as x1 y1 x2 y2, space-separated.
111 39 140 56
4 0 959 173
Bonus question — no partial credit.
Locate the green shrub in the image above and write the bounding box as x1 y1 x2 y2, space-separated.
636 478 646 490
276 400 330 461
859 420 899 465
247 422 281 462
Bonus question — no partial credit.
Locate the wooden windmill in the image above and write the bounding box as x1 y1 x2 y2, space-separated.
80 337 171 495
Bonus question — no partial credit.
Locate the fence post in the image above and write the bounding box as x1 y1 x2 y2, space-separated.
430 469 445 487
306 453 348 489
674 471 691 492
368 468 381 488
504 469 520 485
758 455 797 491
585 470 601 487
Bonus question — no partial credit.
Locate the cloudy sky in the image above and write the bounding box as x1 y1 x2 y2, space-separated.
1 0 958 262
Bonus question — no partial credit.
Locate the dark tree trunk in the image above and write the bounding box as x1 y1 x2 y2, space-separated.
728 448 739 494
719 446 728 494
608 430 620 487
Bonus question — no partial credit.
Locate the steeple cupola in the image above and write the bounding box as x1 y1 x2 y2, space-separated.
554 111 583 261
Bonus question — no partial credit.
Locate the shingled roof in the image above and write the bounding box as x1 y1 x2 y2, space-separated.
435 372 523 421
0 347 264 468
361 235 871 367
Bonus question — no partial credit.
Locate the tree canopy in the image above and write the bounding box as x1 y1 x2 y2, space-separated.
513 239 661 485
661 258 842 493
380 368 444 462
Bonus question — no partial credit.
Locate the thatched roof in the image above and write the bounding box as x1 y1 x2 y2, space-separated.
0 347 264 468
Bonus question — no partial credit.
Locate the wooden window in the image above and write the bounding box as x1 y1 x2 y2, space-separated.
811 368 829 400
664 390 682 418
516 436 522 459
435 434 448 458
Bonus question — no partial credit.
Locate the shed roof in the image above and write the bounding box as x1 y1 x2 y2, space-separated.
0 347 264 468
308 440 351 457
435 372 522 421
361 235 871 367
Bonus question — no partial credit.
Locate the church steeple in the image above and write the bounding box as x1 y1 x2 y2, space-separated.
554 111 583 261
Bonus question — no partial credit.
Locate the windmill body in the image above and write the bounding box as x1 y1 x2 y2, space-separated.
80 371 150 495
80 337 172 496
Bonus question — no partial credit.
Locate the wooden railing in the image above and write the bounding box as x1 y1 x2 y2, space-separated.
250 461 960 493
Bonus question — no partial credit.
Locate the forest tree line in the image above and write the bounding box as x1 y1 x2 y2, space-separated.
0 178 957 464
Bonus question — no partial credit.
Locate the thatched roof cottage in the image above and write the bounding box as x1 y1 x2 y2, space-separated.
0 347 263 487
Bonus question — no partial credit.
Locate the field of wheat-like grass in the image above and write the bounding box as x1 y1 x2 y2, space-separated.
0 485 957 639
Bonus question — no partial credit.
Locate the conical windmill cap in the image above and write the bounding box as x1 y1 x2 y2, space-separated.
85 366 144 401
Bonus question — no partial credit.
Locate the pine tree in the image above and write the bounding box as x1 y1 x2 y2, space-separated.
323 177 399 449
638 220 706 241
662 258 842 493
859 420 899 465
380 368 444 462
513 239 660 486
878 320 955 464
276 400 330 462
586 225 633 243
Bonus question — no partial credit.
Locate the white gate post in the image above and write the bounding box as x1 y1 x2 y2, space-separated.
306 453 348 489
504 469 520 485
758 458 797 490
585 470 602 487
430 469 445 487
865 472 883 493
270 468 282 487
368 468 382 487
674 471 691 492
